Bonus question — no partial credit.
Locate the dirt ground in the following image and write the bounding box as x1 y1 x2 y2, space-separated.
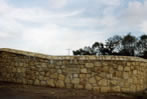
0 82 144 99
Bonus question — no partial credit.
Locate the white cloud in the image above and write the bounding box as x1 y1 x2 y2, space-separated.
48 0 69 8
21 23 104 55
124 1 145 24
0 32 10 38
140 21 147 33
0 0 100 55
0 0 9 14
118 1 147 34
1 0 146 55
4 7 83 23
96 0 121 6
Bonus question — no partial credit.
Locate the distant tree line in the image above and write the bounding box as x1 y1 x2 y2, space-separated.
73 33 147 59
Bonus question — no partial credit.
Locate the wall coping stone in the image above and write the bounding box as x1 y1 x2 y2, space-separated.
0 48 147 62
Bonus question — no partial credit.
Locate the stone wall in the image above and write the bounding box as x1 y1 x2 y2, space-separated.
0 48 147 93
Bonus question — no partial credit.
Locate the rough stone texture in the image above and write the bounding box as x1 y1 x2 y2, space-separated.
0 48 147 93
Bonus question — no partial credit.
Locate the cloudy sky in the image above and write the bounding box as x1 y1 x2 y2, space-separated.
0 0 147 55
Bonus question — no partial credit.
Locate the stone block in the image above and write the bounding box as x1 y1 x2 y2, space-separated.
72 78 80 84
123 72 129 79
133 77 138 84
40 72 45 76
121 88 130 92
21 68 25 72
41 63 47 68
110 80 117 85
57 70 62 73
74 84 83 89
100 87 110 93
17 68 21 73
40 81 47 86
50 73 58 79
106 74 112 78
128 79 133 83
34 79 40 85
19 63 24 67
112 86 120 92
46 72 50 76
94 62 101 67
127 62 131 66
95 76 101 81
85 63 94 68
118 66 123 71
93 87 100 92
73 74 78 78
27 80 33 85
89 77 96 84
133 70 137 75
66 83 73 88
56 80 65 88
103 66 109 72
85 84 92 90
115 72 122 77
98 79 107 86
47 79 55 87
58 74 65 80
102 62 108 66
130 85 136 92
39 76 44 80
81 68 87 73
12 68 17 72
65 77 71 83
124 66 130 71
